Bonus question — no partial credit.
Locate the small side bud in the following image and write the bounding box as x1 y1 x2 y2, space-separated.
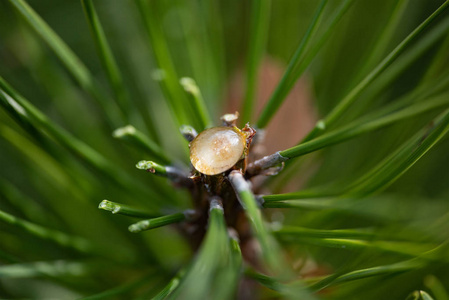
180 77 199 95
180 125 198 142
112 125 136 138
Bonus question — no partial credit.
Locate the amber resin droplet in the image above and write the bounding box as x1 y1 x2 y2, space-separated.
189 127 246 175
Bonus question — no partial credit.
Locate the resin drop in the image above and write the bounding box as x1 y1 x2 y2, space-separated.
189 127 246 175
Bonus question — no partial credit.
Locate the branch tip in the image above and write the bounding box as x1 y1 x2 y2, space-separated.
228 227 240 242
255 195 265 206
183 209 197 221
112 125 136 138
316 120 326 130
180 77 199 94
221 112 239 127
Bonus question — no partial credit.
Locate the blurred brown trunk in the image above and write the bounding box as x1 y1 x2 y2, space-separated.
226 57 318 192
